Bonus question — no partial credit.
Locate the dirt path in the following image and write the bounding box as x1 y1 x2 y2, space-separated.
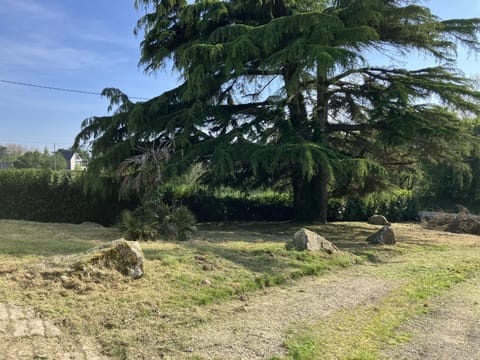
0 265 396 360
0 266 397 360
1 265 479 359
0 303 106 360
169 267 397 359
384 276 480 360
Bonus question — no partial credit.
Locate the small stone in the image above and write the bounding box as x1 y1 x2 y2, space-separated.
200 279 212 286
202 264 214 271
195 255 207 262
368 215 389 225
24 272 35 280
239 295 248 302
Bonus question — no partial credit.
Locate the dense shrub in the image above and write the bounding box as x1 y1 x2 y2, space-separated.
157 186 293 222
119 208 158 241
0 170 418 225
328 190 419 222
0 169 135 225
156 185 417 222
119 195 197 241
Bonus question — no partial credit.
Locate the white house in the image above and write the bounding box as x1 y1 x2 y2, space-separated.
58 150 88 171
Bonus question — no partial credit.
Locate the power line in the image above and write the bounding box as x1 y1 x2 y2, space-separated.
0 79 149 100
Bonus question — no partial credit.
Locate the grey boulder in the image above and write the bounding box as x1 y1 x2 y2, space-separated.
286 228 338 254
368 215 389 225
366 225 396 245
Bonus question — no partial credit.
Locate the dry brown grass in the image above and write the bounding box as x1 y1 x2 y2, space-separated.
1 220 480 359
0 220 358 359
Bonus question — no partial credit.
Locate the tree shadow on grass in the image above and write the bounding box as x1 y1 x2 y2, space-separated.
142 242 293 275
196 222 296 244
0 220 121 258
143 222 449 276
0 239 102 258
194 222 415 267
190 243 293 274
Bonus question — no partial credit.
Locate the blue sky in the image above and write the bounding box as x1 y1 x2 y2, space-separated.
0 0 479 152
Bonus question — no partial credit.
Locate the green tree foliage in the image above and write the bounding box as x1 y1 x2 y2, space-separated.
418 118 480 210
75 0 480 222
0 146 68 170
0 146 9 169
49 152 69 170
0 145 25 169
11 149 67 170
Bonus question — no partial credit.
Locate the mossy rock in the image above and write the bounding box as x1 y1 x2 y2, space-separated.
72 239 144 279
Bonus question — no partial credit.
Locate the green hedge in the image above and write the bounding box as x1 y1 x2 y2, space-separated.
328 190 419 222
0 170 134 225
0 170 418 224
157 186 293 222
157 186 418 222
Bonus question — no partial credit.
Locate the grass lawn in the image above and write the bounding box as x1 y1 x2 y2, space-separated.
1 219 480 359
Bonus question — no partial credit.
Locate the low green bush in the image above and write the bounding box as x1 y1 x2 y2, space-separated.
118 196 197 241
119 208 158 241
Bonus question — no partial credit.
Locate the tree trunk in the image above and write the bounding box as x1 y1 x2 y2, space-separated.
314 65 330 224
319 170 328 223
284 63 330 223
292 169 329 223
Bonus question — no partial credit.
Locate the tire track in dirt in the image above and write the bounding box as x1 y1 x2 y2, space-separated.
384 276 480 360
170 267 397 360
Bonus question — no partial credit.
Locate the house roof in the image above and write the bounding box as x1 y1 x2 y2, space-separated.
57 149 74 161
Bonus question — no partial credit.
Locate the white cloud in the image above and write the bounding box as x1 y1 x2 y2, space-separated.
0 35 116 71
0 0 63 19
0 0 135 72
0 0 136 49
